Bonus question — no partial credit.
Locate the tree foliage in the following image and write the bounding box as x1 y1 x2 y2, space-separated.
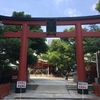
83 24 100 54
48 39 75 73
0 11 48 69
95 0 100 13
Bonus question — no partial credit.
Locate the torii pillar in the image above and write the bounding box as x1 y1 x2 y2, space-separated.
3 19 47 93
16 23 28 93
76 23 86 81
2 18 47 93
3 23 29 93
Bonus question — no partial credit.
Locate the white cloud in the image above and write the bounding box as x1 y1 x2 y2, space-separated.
63 8 81 17
53 0 73 6
91 0 98 11
53 0 63 5
92 3 96 11
0 7 15 16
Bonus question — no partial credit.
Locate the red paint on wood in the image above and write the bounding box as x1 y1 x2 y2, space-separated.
4 31 21 38
2 20 46 25
17 24 28 81
27 31 46 38
0 83 10 99
57 31 76 37
82 30 100 37
75 23 86 81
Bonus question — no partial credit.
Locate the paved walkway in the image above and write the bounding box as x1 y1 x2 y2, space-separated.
4 75 100 100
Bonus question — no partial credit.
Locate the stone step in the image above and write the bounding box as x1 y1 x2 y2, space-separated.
10 83 38 90
10 83 93 91
14 97 96 100
66 85 93 91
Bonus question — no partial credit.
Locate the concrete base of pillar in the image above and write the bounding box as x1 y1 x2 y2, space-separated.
98 77 100 84
95 77 98 83
77 88 88 94
95 77 100 84
15 87 26 93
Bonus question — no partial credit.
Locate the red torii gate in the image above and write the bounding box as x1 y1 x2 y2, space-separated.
0 15 100 93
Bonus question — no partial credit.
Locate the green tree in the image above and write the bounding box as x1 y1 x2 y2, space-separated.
83 24 100 54
48 39 75 75
0 11 48 70
95 0 100 13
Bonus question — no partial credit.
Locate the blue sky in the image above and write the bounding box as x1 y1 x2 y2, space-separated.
0 0 99 35
0 0 98 17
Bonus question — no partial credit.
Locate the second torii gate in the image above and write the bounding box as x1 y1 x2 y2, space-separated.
1 15 100 93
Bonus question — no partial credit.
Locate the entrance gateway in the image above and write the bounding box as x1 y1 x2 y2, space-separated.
0 15 100 93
